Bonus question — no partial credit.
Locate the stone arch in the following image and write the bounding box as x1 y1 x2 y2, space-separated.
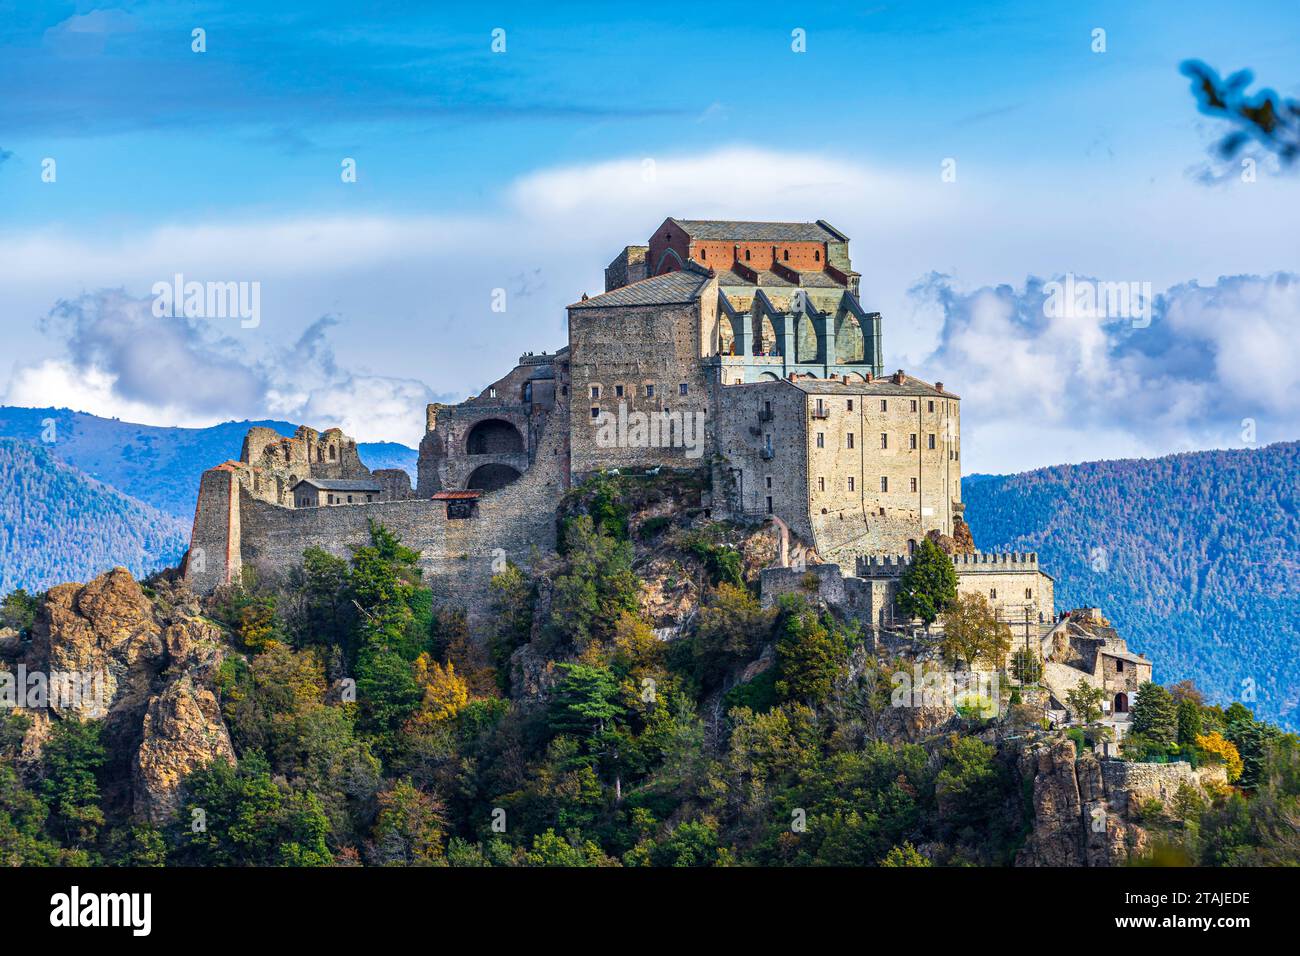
795 314 820 363
758 371 780 381
718 314 736 355
466 418 524 455
654 248 685 275
466 463 522 492
835 311 866 363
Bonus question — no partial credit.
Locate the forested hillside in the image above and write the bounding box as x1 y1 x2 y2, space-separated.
963 441 1300 730
0 438 188 592
0 406 418 518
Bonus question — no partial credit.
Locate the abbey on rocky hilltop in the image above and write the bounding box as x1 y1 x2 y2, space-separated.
185 217 1053 643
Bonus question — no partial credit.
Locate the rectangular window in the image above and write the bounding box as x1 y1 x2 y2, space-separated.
1116 659 1124 673
765 476 772 489
848 477 855 492
928 434 936 449
1025 588 1033 599
816 432 825 448
990 588 997 599
646 384 655 398
846 399 854 411
880 399 888 412
909 433 917 450
591 407 600 419
766 496 773 514
910 477 917 492
590 385 600 399
817 477 825 492
880 433 887 449
847 433 855 449
928 400 935 412
679 383 688 396
880 477 888 493
615 384 624 398
910 400 918 412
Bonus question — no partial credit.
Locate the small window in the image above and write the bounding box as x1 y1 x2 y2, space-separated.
489 387 497 398
367 495 374 502
847 399 854 411
880 399 888 412
615 384 624 398
816 432 824 448
990 588 997 599
783 249 789 261
701 249 707 259
1025 588 1033 599
679 383 688 396
347 495 353 503
910 399 918 412
591 407 600 419
745 250 751 262
928 434 936 450
814 249 821 262
590 385 600 399
847 433 855 449
928 400 935 412
817 477 825 491
910 477 917 492
766 495 773 513
880 477 888 492
909 433 918 450
848 477 855 492
562 385 568 396
880 433 887 449
1116 659 1125 673
765 476 772 489
646 384 655 398
329 446 336 460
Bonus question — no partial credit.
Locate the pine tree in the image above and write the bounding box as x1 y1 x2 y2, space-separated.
895 538 958 628
1131 682 1178 746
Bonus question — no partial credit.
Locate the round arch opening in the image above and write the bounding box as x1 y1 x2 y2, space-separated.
466 418 524 455
466 463 522 492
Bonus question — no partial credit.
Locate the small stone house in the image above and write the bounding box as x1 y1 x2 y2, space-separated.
1041 608 1153 733
291 477 382 508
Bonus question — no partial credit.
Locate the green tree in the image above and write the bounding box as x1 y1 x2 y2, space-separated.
546 515 639 653
773 595 847 705
881 842 931 867
1177 697 1204 746
895 538 958 628
1066 680 1105 726
691 583 776 687
936 592 1012 668
1131 682 1178 747
41 718 106 849
0 588 39 636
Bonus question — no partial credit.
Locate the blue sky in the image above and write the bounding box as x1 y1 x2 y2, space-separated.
2 0 1299 470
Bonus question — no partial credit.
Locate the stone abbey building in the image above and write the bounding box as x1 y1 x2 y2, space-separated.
186 217 1049 629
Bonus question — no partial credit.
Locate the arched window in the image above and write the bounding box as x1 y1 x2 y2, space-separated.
329 445 336 460
744 249 751 262
466 418 525 455
815 249 821 262
783 249 789 261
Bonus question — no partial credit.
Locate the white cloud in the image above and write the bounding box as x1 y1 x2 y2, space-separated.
2 146 1299 466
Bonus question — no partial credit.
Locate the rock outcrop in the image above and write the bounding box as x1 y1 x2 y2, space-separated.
7 567 235 823
1016 738 1149 866
133 676 235 823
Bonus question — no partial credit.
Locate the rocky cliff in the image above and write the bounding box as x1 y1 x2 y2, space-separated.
5 567 234 823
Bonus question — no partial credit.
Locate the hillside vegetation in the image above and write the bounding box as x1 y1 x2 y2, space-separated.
0 438 188 592
964 441 1300 730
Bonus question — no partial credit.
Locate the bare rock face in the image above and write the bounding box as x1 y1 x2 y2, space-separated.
1016 738 1147 866
1017 738 1085 866
133 675 235 824
508 642 561 704
952 517 976 555
28 567 163 719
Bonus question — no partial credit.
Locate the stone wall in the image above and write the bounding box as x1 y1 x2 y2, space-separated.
1100 759 1228 815
568 294 716 475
